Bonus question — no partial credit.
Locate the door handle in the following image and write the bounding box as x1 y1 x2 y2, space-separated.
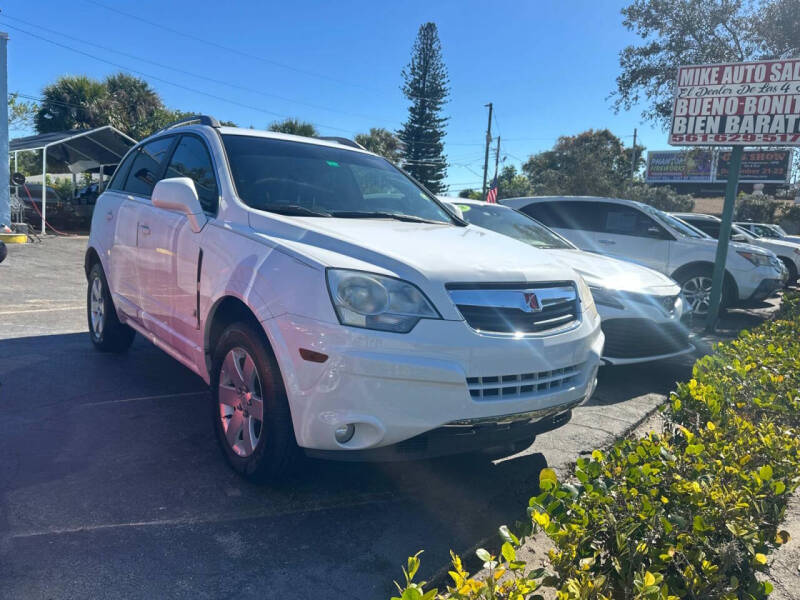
598 239 616 245
106 210 113 221
139 224 151 236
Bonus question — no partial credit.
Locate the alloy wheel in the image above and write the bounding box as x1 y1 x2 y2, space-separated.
682 275 713 316
218 347 265 457
89 276 105 338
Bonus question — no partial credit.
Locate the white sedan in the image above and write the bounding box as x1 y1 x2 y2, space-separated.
441 198 695 365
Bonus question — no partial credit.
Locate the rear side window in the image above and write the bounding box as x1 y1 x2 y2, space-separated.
122 137 174 197
522 201 602 231
164 136 219 214
108 150 137 192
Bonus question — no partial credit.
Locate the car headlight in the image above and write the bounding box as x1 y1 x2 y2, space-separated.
588 285 625 310
736 251 772 267
326 269 440 333
574 275 595 311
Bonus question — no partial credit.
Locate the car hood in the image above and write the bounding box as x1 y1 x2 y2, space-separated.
545 249 679 294
247 212 580 288
755 238 800 253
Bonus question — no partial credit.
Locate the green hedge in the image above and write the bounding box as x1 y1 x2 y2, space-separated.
392 294 800 600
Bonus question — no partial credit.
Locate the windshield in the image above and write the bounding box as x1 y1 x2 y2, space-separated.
454 202 574 249
642 205 708 239
222 134 454 223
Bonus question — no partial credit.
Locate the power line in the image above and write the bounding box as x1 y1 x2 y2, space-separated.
83 0 447 103
0 14 401 126
1 22 359 134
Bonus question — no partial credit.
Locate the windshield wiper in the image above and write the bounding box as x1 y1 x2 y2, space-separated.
263 204 331 217
330 211 446 224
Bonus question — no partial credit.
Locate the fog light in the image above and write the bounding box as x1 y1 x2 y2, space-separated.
334 423 355 444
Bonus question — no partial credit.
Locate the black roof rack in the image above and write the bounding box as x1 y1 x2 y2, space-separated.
316 136 366 151
158 115 220 133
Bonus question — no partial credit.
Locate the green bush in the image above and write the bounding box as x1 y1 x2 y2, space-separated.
393 294 800 600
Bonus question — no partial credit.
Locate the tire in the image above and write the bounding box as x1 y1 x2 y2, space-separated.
778 257 797 287
676 265 732 317
87 262 135 352
210 322 297 482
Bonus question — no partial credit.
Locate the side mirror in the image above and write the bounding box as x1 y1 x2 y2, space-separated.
151 177 207 233
731 233 748 242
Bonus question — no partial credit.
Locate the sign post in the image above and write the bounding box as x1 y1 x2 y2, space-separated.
669 57 800 331
706 145 743 330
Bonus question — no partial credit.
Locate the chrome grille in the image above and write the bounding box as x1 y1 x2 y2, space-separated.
466 364 581 400
447 282 580 335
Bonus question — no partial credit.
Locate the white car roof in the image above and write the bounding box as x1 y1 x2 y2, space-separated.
501 195 645 209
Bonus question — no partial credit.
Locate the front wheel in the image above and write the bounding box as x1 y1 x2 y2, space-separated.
677 267 732 317
87 262 135 352
210 322 297 482
778 257 798 287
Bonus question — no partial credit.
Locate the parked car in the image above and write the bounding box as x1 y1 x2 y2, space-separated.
501 196 785 316
86 116 604 481
736 221 800 245
440 198 693 364
12 183 67 228
673 213 800 284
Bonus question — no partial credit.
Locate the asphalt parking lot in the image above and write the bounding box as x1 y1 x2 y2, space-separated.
0 236 779 599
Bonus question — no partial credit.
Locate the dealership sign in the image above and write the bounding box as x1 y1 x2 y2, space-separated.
646 149 793 183
670 58 800 145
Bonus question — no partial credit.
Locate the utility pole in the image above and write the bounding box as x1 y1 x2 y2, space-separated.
0 32 9 229
493 136 501 181
631 127 638 180
481 102 493 199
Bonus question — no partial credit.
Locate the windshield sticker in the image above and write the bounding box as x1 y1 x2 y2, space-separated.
326 160 340 167
456 204 471 212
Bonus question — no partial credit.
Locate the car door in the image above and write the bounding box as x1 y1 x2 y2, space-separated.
137 134 219 359
593 202 671 272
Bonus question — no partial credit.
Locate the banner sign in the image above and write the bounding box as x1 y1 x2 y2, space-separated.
669 59 800 146
646 149 793 183
645 150 713 182
715 150 792 183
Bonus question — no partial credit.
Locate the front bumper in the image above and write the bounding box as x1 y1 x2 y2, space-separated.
594 292 693 365
748 278 783 301
263 310 603 452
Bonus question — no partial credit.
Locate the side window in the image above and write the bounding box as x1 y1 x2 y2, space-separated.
165 136 220 214
524 201 604 231
108 150 137 191
122 137 174 198
602 204 665 238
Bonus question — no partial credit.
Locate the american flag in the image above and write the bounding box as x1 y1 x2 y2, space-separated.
485 178 498 204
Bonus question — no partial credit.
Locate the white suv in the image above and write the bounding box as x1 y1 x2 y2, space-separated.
674 213 800 284
501 196 785 315
86 117 603 480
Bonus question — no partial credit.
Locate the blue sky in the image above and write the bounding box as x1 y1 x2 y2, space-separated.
3 0 667 192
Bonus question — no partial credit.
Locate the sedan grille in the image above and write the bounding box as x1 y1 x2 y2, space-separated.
601 318 691 359
447 282 580 335
466 364 581 400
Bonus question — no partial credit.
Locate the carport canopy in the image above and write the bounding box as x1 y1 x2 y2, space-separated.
10 126 137 233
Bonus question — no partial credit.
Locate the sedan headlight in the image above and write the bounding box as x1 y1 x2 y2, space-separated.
736 251 773 267
575 275 595 311
588 285 625 310
326 269 440 333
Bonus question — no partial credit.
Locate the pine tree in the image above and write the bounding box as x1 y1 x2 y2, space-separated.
398 23 449 194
